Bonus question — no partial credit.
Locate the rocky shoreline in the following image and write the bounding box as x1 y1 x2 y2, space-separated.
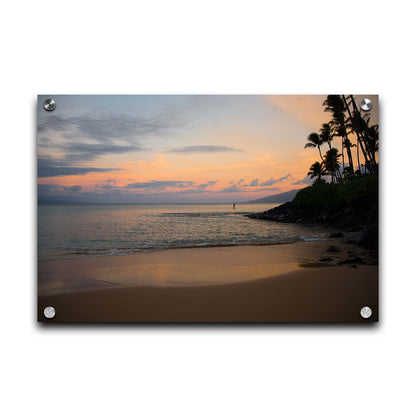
247 201 378 251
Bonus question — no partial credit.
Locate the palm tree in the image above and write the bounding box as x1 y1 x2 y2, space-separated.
343 95 367 174
304 132 323 160
347 95 380 174
367 123 379 156
323 148 342 183
319 123 333 149
345 98 370 173
365 119 379 174
323 95 354 175
308 161 327 185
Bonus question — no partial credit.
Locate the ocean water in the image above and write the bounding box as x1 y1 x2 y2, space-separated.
38 203 329 262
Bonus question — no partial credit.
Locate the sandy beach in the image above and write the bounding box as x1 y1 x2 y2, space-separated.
38 242 378 323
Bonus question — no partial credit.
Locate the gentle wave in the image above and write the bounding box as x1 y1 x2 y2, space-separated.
153 211 252 218
298 235 328 242
41 242 288 261
38 203 333 262
41 237 327 261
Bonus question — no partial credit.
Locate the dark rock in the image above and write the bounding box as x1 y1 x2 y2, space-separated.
246 188 378 253
327 245 341 253
319 257 334 262
246 200 377 233
338 256 365 265
350 264 358 269
358 223 378 250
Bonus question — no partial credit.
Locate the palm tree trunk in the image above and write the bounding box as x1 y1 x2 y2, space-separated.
346 95 371 172
318 145 323 160
335 166 342 183
343 95 363 174
344 136 354 173
349 95 375 173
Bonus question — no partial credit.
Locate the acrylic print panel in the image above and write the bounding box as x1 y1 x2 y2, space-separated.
37 95 379 323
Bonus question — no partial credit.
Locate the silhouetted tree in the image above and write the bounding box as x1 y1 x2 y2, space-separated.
323 148 342 183
324 95 354 174
348 95 379 174
303 94 378 183
367 123 379 156
304 132 324 160
364 117 379 174
344 96 370 173
308 161 327 185
319 123 333 149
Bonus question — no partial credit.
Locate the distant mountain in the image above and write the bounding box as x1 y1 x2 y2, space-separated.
38 199 89 205
247 189 300 204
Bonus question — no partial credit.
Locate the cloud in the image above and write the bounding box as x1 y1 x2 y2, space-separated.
219 185 282 194
260 178 276 186
96 179 118 190
38 185 135 203
38 111 179 142
67 185 82 192
125 180 195 190
60 142 144 162
38 183 82 195
38 157 121 178
37 110 182 177
94 179 218 192
197 180 218 190
38 184 60 192
219 185 244 193
259 174 293 186
293 176 312 185
242 175 292 187
279 173 293 181
166 145 243 153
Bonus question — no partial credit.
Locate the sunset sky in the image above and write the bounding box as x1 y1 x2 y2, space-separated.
37 95 378 203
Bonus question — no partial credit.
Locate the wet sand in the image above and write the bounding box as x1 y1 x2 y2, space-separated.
38 242 378 323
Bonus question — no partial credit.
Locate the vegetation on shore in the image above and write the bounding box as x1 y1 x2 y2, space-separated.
292 175 377 208
305 95 378 184
247 176 378 249
248 95 379 250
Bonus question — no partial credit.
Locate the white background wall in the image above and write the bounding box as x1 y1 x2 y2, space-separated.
1 1 415 415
